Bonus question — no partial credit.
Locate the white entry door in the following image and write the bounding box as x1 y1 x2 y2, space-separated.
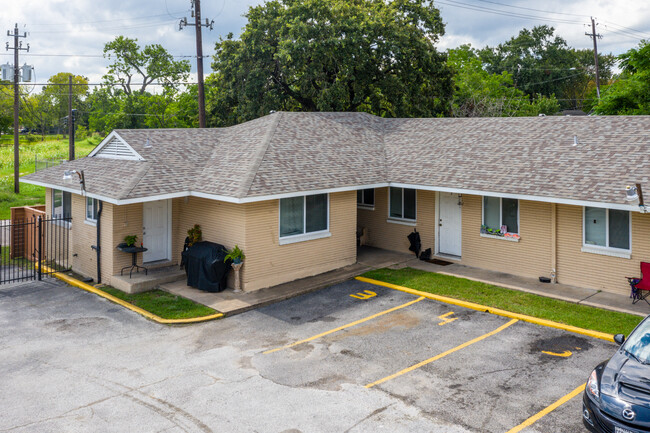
438 192 462 257
142 200 170 263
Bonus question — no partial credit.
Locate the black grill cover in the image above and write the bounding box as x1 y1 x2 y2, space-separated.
181 241 232 292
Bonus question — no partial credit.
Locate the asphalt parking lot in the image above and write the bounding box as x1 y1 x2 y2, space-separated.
0 277 620 432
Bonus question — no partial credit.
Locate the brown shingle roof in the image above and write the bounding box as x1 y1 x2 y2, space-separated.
21 112 650 206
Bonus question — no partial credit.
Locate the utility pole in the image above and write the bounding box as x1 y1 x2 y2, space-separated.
68 75 74 160
180 0 214 128
5 24 29 194
585 17 603 100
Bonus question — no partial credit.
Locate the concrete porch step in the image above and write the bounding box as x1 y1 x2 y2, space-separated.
111 265 185 294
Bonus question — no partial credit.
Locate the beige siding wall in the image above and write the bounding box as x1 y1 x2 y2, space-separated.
357 187 435 255
111 203 144 276
174 197 247 289
460 195 553 279
556 205 650 295
44 189 115 283
243 191 357 291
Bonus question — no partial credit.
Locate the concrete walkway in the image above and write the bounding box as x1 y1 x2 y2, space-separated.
160 246 650 318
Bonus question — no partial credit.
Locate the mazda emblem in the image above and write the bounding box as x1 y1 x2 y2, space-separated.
622 407 636 421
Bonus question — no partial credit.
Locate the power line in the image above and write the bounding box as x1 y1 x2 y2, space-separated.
28 19 179 34
471 0 588 19
436 0 586 25
0 82 200 86
27 12 188 27
0 53 212 58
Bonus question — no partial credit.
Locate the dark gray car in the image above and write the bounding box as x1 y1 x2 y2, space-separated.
583 315 650 432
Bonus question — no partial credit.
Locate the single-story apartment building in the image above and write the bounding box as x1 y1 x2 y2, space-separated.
21 112 650 297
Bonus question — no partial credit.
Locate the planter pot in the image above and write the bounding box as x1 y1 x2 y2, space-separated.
231 262 243 292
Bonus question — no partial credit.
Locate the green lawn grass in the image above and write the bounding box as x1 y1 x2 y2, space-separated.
362 267 643 336
0 136 101 219
100 286 218 320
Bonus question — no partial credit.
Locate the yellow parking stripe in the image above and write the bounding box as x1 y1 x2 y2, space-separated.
263 296 425 354
356 276 614 343
505 383 586 433
365 318 518 388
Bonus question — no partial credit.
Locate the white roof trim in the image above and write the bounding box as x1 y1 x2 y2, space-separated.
88 131 145 161
19 178 642 212
390 183 640 212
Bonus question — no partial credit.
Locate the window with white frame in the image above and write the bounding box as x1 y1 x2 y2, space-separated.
483 197 519 234
357 188 375 208
86 197 99 223
584 207 630 250
389 187 416 220
280 194 328 239
52 189 71 220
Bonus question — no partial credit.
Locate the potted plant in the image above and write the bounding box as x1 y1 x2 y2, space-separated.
224 245 245 264
123 235 138 247
224 245 245 292
187 224 202 247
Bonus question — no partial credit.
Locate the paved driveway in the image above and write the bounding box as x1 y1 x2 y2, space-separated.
0 278 619 432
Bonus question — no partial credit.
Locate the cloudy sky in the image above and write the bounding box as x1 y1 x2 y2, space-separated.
2 0 649 92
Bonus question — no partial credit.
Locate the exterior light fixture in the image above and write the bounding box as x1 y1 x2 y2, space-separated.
63 169 86 195
626 183 647 213
626 185 639 202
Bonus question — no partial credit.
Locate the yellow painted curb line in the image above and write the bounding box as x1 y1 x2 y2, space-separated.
43 266 223 324
355 276 615 343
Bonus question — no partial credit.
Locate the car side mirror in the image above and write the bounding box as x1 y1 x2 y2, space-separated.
614 334 625 345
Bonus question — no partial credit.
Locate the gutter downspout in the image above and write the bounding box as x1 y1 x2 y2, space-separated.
91 201 103 284
551 203 557 283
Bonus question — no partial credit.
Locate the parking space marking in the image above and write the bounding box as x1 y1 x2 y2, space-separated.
263 296 425 354
437 312 458 326
542 350 572 357
365 318 519 388
350 290 377 300
505 383 585 433
356 276 615 342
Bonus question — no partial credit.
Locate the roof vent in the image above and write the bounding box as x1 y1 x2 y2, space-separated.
538 113 546 117
90 132 145 161
573 135 579 146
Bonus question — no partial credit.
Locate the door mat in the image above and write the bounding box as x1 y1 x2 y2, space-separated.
426 259 453 266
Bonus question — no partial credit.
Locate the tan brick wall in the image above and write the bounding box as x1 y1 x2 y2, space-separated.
242 191 357 291
460 195 553 279
556 204 650 295
356 187 435 255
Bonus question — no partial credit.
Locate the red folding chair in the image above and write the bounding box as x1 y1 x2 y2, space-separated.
627 262 650 305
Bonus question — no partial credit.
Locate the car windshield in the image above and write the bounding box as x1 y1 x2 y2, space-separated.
622 318 650 364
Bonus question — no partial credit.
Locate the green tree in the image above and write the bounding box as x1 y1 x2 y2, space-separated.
41 72 89 136
0 83 12 135
209 0 453 125
103 36 190 95
479 26 614 110
20 92 57 139
594 40 650 115
448 45 559 117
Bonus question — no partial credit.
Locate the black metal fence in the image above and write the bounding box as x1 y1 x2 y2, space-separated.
0 216 72 284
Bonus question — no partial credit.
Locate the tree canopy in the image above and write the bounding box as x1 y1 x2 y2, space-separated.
209 0 454 125
102 36 190 95
594 40 650 115
479 25 615 110
448 45 559 117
